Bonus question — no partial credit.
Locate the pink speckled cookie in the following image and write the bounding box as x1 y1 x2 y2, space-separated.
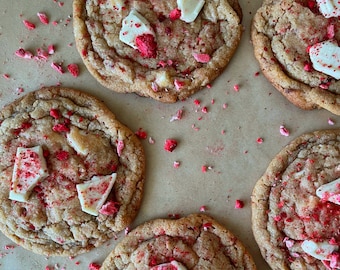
252 129 340 269
0 87 145 256
73 0 242 102
252 0 340 115
101 214 256 269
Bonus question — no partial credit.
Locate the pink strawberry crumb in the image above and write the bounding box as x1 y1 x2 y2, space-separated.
99 201 119 215
135 34 157 58
173 161 180 168
199 205 207 212
164 139 177 152
15 48 33 59
67 63 80 77
50 108 60 119
174 79 185 91
279 125 290 136
233 84 240 92
51 62 64 74
169 8 181 20
23 20 36 30
328 118 335 125
256 137 264 144
37 12 49 24
201 165 207 173
234 200 244 209
135 128 147 139
193 53 211 63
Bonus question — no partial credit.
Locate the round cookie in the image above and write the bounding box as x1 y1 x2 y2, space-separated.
251 0 340 115
252 129 340 269
73 0 243 103
101 213 256 269
0 87 145 256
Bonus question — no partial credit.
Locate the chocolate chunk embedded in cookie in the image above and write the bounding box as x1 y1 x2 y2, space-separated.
252 129 340 269
73 0 242 102
0 87 145 256
252 0 340 115
101 214 256 269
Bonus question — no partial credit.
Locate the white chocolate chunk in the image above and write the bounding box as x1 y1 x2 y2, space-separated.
76 173 116 216
66 126 90 156
316 178 340 205
9 146 49 202
309 40 340 80
177 0 205 23
111 0 125 10
150 261 187 270
301 240 338 261
119 9 155 49
316 0 340 18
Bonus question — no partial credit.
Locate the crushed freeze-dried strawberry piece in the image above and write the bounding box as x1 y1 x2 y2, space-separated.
67 63 80 77
193 53 211 63
99 201 120 215
279 125 290 136
235 200 244 209
52 123 70 132
135 128 147 139
89 262 101 270
164 139 177 152
50 108 60 119
51 62 64 74
174 79 185 90
37 12 49 24
169 8 181 20
56 150 69 161
15 48 33 59
256 137 264 144
135 34 157 58
23 20 36 30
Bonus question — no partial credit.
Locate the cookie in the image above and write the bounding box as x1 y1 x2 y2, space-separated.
101 213 256 269
0 87 145 256
252 129 340 269
251 0 340 115
73 0 243 103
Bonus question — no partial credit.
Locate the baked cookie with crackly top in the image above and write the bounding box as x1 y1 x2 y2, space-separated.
0 87 145 256
101 213 256 269
252 129 340 269
73 0 242 102
252 0 340 115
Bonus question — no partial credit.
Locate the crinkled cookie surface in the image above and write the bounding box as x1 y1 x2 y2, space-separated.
252 129 340 269
73 0 242 102
252 0 340 114
101 213 256 269
0 87 145 256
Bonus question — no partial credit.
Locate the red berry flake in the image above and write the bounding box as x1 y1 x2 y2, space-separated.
51 62 64 74
164 139 178 152
193 53 211 63
256 137 264 144
15 48 33 59
135 128 147 139
99 201 120 215
56 150 69 161
135 34 157 58
169 8 181 20
67 63 80 77
50 108 60 119
234 199 244 209
37 12 49 24
88 263 101 270
52 123 70 132
23 20 36 30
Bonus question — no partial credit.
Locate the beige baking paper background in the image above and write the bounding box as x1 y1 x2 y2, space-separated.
0 0 338 269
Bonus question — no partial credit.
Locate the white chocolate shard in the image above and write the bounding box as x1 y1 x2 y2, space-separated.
76 173 116 216
150 261 187 270
316 178 340 205
9 146 49 202
119 9 155 49
177 0 205 23
309 40 340 80
316 0 340 18
301 240 338 261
